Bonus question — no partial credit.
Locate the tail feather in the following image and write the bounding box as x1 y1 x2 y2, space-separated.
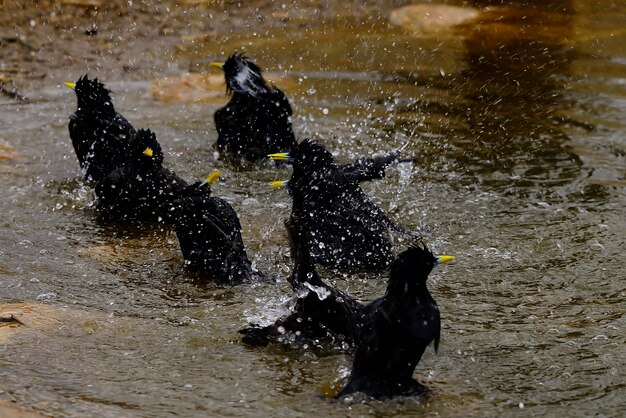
239 325 275 347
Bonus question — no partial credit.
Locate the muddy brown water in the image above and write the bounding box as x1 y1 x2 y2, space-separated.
1 1 625 417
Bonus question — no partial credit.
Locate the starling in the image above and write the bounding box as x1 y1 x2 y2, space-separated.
240 217 454 398
336 246 453 400
165 175 265 284
268 138 419 271
66 75 136 182
239 217 365 347
95 128 188 222
211 53 297 162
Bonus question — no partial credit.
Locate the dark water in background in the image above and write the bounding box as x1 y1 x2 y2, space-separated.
1 1 624 416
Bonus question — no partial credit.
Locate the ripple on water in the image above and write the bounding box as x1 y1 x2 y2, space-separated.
1 1 626 417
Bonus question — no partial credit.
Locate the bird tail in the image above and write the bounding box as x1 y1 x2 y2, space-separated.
239 324 276 347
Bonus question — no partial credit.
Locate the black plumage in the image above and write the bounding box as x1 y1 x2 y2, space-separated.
212 53 297 162
67 75 136 182
95 128 188 222
270 139 419 271
336 244 445 400
241 219 452 400
240 218 365 347
165 179 264 284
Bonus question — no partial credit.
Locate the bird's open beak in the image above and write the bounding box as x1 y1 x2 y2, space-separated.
64 82 76 90
270 180 288 189
204 170 221 185
143 147 154 157
210 62 225 70
268 152 290 161
436 255 455 265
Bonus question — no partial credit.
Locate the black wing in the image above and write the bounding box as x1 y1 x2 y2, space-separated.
341 147 414 183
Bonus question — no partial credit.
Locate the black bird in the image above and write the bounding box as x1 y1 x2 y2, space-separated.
336 246 453 400
211 53 297 162
268 139 419 271
95 128 188 222
240 218 454 401
66 75 136 182
165 176 265 284
240 218 365 347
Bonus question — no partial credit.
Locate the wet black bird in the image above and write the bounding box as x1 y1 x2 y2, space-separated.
240 218 365 347
240 218 454 401
95 128 188 222
336 246 453 400
211 53 297 162
165 176 265 284
268 139 419 271
66 75 136 182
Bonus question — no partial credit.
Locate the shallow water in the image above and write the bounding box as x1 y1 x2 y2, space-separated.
1 1 625 417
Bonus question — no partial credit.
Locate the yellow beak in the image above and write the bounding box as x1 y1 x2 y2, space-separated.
267 152 290 161
143 147 154 157
210 61 225 70
436 255 455 264
270 180 288 189
64 82 76 90
204 170 221 185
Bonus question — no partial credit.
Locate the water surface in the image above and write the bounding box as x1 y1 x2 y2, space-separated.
1 1 625 416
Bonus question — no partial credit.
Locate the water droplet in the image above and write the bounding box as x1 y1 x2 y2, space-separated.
304 283 330 300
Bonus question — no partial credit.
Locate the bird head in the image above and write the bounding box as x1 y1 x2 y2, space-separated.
211 52 267 95
66 75 114 116
386 244 454 298
133 129 164 166
164 175 216 224
269 138 335 171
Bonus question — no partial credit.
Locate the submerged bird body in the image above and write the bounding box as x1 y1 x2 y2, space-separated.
67 75 135 182
337 245 443 399
274 139 417 271
166 180 262 284
213 53 297 162
240 218 366 346
95 129 188 222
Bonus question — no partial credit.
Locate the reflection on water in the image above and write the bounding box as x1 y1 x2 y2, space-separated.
388 1 580 186
1 1 625 417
